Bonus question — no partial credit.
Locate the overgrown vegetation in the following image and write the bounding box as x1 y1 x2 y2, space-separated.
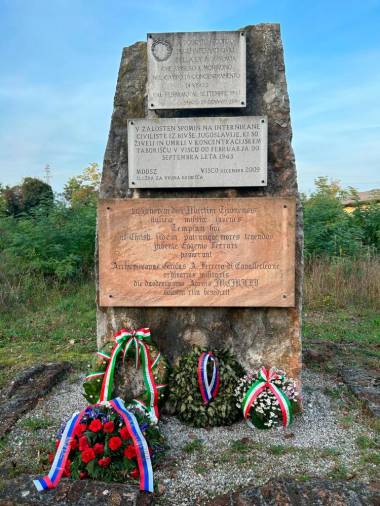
302 177 380 311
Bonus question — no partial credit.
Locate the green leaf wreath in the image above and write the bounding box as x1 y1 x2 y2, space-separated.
169 347 244 427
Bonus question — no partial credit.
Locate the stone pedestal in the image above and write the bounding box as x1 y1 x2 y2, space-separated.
97 24 303 381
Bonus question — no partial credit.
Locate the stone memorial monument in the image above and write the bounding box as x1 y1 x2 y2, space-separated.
97 24 303 382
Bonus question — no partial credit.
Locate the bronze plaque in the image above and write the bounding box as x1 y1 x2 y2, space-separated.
98 198 295 307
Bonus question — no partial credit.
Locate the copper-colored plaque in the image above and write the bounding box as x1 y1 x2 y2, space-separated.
98 198 295 307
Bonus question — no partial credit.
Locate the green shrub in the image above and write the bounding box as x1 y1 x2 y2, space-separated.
0 201 96 281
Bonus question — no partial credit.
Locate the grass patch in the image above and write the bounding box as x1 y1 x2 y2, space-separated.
319 447 341 458
303 308 380 347
20 416 55 431
0 279 95 388
183 439 204 454
328 463 351 480
361 452 380 465
230 439 250 453
268 444 292 456
356 435 378 450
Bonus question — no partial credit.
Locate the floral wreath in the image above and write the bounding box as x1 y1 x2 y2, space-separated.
83 328 168 423
235 366 300 429
169 347 244 427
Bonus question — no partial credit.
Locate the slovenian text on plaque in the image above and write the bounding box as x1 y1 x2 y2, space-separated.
98 198 295 307
128 116 267 188
147 31 246 109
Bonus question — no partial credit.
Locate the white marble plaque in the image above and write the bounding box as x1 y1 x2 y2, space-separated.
147 31 246 109
128 116 267 188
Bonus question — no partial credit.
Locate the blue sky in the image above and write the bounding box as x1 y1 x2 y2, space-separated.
0 0 379 194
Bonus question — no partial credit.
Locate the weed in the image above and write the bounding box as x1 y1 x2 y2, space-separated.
183 439 203 454
356 435 378 450
328 463 351 480
20 416 54 431
230 439 250 453
361 452 380 465
194 464 208 475
319 447 341 458
268 445 291 456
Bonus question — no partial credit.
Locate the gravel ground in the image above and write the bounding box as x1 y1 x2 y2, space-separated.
4 369 378 505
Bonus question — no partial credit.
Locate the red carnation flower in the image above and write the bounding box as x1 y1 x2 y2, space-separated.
124 444 136 459
108 436 122 451
103 421 114 433
98 456 111 468
81 448 96 463
130 467 139 479
55 439 60 449
89 419 102 432
79 471 88 480
79 436 89 451
48 452 54 464
75 423 87 436
63 459 71 477
93 443 104 455
70 438 78 450
119 426 130 440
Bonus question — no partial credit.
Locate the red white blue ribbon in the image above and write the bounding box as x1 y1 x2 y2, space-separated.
242 366 292 427
33 408 87 491
197 352 220 404
110 398 154 493
34 399 154 493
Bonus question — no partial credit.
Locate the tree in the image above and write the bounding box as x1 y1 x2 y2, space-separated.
303 178 364 258
3 178 53 217
63 163 101 207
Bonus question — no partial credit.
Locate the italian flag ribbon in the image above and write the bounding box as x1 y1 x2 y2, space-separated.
33 399 154 493
99 328 159 422
197 352 220 404
242 367 293 427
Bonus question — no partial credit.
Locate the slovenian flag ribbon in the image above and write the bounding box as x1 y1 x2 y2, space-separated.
33 407 87 491
110 398 154 493
242 366 292 427
33 399 154 493
99 328 159 422
197 352 220 404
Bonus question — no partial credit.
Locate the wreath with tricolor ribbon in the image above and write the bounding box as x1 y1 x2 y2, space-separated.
235 366 299 429
83 328 169 423
169 347 244 427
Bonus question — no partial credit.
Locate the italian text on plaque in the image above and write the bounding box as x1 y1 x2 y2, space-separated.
147 31 246 109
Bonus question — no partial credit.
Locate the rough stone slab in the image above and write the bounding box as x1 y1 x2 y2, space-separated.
0 476 152 505
128 116 267 188
97 24 303 381
206 478 380 505
0 363 70 437
340 367 380 418
147 30 246 109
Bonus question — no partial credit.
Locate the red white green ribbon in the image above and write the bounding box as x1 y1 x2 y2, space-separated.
98 328 159 422
242 366 292 427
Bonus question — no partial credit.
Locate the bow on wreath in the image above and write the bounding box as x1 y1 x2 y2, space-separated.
197 352 220 404
96 328 160 422
242 366 293 427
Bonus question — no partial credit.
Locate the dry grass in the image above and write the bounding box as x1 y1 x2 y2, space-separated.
304 256 380 310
